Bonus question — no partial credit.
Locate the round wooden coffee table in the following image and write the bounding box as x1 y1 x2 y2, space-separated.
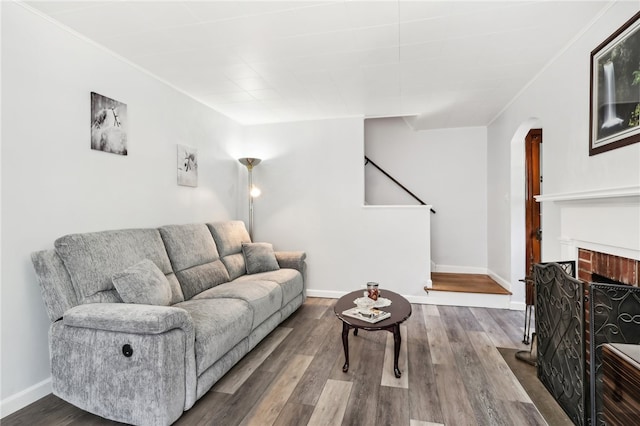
334 289 412 378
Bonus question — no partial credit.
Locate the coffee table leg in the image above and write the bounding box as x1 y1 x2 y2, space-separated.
393 324 402 378
341 322 350 373
354 328 358 336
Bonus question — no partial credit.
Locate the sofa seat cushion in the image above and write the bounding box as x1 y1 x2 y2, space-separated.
192 281 283 330
233 269 303 306
173 298 252 375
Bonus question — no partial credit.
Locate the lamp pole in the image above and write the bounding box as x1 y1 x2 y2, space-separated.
238 158 261 240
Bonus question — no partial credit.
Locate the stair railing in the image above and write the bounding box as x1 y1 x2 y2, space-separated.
364 156 436 214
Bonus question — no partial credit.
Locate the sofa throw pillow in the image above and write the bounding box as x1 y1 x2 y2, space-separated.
242 242 280 274
112 259 172 306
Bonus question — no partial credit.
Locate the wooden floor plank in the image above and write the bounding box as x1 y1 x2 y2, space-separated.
213 327 292 394
424 314 455 366
1 394 87 426
272 402 314 426
469 307 520 349
376 386 410 426
467 331 531 403
306 379 352 426
499 400 549 426
437 305 470 344
453 306 486 332
486 308 530 350
448 338 511 426
288 323 343 406
381 324 409 388
238 354 313 426
410 421 445 426
434 362 479 426
407 314 444 424
423 304 440 317
338 331 385 426
196 370 275 426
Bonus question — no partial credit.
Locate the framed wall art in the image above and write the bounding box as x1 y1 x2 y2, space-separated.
589 11 640 156
90 92 128 155
177 144 198 187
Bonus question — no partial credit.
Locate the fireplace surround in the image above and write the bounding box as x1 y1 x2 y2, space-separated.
535 185 640 424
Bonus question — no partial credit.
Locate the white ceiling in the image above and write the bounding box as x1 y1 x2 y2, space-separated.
25 1 611 129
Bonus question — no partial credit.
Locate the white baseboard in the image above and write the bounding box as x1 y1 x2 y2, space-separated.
404 295 432 304
510 301 526 311
1 377 51 418
487 269 512 292
306 289 347 299
433 264 488 274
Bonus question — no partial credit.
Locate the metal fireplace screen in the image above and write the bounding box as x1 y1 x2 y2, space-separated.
534 262 586 426
589 283 640 426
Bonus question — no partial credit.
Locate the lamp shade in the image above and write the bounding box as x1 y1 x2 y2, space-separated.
238 157 261 169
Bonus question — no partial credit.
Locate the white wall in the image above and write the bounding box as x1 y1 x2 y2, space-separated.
365 118 488 274
487 1 640 304
243 118 431 299
1 3 243 415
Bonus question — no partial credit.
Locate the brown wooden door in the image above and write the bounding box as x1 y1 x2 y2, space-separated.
525 129 542 287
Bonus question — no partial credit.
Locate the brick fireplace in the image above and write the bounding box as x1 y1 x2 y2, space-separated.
577 248 640 286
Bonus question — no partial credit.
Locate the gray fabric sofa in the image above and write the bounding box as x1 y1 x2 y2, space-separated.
31 221 306 426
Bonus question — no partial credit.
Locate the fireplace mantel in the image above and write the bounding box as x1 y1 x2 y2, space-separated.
535 185 640 203
535 185 640 202
533 185 640 262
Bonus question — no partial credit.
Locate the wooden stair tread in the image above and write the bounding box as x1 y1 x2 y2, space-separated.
425 273 512 295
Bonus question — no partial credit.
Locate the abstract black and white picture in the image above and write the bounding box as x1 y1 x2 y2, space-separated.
91 92 128 155
177 145 198 187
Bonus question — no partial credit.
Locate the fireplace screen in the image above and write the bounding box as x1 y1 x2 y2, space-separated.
589 283 640 425
535 262 587 426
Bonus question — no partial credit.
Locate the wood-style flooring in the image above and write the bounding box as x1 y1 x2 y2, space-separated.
4 298 549 426
429 273 512 295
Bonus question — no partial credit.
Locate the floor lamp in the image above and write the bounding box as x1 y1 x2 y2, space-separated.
238 157 261 240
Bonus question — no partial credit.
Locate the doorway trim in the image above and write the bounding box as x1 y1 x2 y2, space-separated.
509 118 542 308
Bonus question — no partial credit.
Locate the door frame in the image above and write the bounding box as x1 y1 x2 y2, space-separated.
525 128 542 279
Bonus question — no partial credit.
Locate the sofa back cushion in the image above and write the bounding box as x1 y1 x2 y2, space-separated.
54 229 184 305
159 224 230 300
207 221 251 281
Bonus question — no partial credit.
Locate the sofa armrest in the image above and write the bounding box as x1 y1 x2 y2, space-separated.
63 303 193 336
275 251 306 273
53 303 198 424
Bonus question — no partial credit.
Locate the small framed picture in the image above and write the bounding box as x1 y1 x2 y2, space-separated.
177 145 198 187
589 12 640 156
90 92 128 155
